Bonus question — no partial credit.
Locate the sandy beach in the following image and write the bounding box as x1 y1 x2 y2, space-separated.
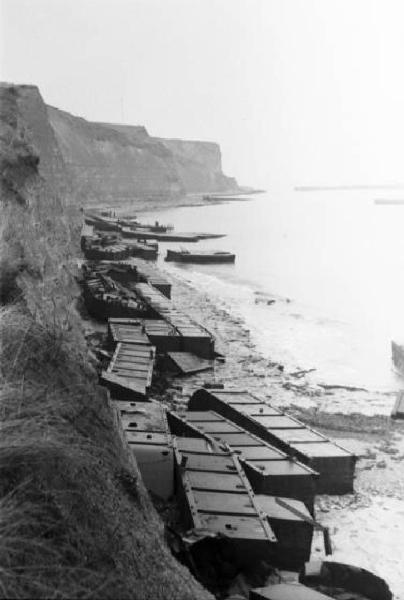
153 265 404 599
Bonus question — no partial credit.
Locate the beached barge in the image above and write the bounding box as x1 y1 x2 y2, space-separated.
121 227 200 243
85 259 172 299
123 239 158 260
188 389 357 494
82 272 149 320
134 283 215 358
165 249 236 264
168 410 318 512
172 437 277 569
83 243 131 261
85 213 122 232
100 341 155 400
131 260 171 298
108 318 182 353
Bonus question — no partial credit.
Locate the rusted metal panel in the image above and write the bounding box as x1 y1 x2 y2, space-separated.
253 415 304 429
193 421 241 435
187 470 246 493
116 400 168 433
237 403 282 417
172 439 277 569
108 320 150 346
134 283 215 358
193 490 257 515
130 259 171 298
250 583 334 600
101 342 155 400
165 352 214 375
189 389 356 495
176 437 218 453
168 411 318 513
125 431 173 500
266 429 328 444
134 319 182 353
178 451 238 473
199 513 272 540
184 411 223 422
255 495 314 570
210 432 261 446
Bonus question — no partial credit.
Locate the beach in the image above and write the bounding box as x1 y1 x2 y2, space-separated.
152 265 404 599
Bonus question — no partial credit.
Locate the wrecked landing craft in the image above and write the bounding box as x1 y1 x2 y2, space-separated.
189 389 356 495
168 410 318 513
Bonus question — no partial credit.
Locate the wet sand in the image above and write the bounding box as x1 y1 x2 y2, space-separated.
154 266 404 599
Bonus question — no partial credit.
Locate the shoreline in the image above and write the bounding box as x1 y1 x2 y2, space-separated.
158 262 398 414
83 189 260 215
149 264 404 599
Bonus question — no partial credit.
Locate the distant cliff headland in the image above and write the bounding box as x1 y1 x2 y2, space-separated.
7 84 239 206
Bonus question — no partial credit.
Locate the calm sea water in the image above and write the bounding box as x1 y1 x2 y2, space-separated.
140 189 404 391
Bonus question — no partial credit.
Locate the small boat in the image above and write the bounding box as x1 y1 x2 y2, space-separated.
165 249 236 264
392 340 404 376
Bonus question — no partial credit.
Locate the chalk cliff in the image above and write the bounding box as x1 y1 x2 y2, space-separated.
47 108 185 203
157 137 237 193
47 106 239 203
1 83 239 205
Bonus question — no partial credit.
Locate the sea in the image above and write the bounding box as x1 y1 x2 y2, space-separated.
139 188 404 392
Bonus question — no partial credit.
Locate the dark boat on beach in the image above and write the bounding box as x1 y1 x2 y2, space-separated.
82 271 149 320
165 249 236 264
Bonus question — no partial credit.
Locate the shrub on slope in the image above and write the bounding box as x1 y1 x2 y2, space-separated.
0 84 212 600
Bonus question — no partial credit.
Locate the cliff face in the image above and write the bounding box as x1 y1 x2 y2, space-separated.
47 109 239 203
1 83 238 206
158 138 238 193
0 84 69 202
48 108 185 203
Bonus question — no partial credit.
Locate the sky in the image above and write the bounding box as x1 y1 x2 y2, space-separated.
1 0 404 188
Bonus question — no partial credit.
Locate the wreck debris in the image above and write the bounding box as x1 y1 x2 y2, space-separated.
391 390 404 419
100 341 155 400
172 437 277 571
125 430 174 500
250 583 334 599
108 318 151 347
189 389 357 495
168 410 318 513
300 560 393 600
164 352 214 376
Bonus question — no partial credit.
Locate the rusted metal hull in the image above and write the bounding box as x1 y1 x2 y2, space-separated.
134 283 215 358
83 244 130 261
173 438 277 570
168 410 317 513
189 390 356 495
165 250 235 263
255 495 314 570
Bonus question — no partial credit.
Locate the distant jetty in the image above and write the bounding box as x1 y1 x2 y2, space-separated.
374 199 404 205
295 184 404 192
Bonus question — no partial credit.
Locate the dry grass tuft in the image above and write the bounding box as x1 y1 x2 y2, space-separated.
0 84 211 599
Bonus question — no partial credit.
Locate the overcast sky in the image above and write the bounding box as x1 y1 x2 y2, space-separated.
1 0 404 187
